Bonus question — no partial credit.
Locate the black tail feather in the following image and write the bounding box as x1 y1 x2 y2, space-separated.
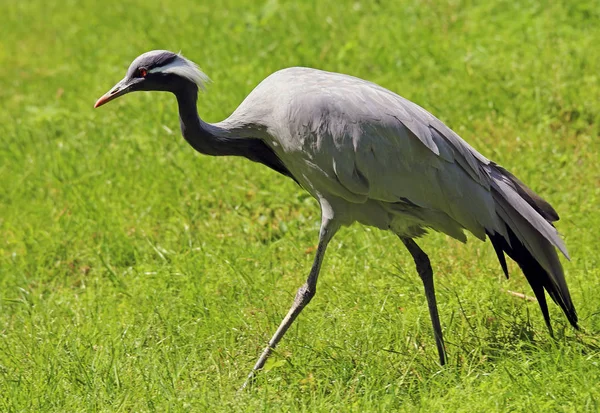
524 273 554 336
487 229 579 332
490 235 509 279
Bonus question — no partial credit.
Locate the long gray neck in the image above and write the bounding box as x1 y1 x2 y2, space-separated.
174 83 294 180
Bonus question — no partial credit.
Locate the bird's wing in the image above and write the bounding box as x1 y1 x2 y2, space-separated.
268 72 500 240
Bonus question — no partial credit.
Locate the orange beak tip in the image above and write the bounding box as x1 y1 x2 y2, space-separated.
94 95 108 108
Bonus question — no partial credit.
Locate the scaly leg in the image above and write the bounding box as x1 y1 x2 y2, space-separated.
401 237 447 365
240 215 339 390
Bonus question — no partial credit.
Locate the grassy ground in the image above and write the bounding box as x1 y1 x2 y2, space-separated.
1 0 599 411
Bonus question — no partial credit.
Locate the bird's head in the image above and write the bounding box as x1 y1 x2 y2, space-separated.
94 50 210 108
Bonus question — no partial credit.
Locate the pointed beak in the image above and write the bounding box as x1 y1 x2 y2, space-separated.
94 78 132 108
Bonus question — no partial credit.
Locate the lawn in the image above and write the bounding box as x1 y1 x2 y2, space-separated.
1 0 599 411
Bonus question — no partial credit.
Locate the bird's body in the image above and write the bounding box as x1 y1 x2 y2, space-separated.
218 67 509 238
96 51 578 388
215 67 571 277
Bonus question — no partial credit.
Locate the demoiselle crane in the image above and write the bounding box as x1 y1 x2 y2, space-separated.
95 50 578 388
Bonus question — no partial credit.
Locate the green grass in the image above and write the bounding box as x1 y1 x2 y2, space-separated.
1 0 599 411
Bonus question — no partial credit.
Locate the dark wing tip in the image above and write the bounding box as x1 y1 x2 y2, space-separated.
488 230 509 279
491 163 560 222
486 229 578 331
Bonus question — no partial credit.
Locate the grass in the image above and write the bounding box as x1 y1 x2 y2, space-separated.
1 0 599 411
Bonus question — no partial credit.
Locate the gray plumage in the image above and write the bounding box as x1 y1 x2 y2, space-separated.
96 50 578 388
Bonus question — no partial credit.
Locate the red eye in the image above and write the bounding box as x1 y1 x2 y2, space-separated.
139 68 147 77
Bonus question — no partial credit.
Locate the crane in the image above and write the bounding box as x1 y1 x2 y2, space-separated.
95 50 578 388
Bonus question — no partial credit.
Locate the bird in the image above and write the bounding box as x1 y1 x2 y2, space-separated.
95 50 578 388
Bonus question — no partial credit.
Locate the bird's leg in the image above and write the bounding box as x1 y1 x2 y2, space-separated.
241 216 339 390
400 237 447 365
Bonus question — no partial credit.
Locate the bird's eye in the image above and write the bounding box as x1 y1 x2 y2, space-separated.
139 68 148 77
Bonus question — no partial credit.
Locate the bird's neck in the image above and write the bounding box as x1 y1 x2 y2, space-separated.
174 84 241 156
173 82 295 180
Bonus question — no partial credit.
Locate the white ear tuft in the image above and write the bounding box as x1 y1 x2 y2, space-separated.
149 53 211 91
